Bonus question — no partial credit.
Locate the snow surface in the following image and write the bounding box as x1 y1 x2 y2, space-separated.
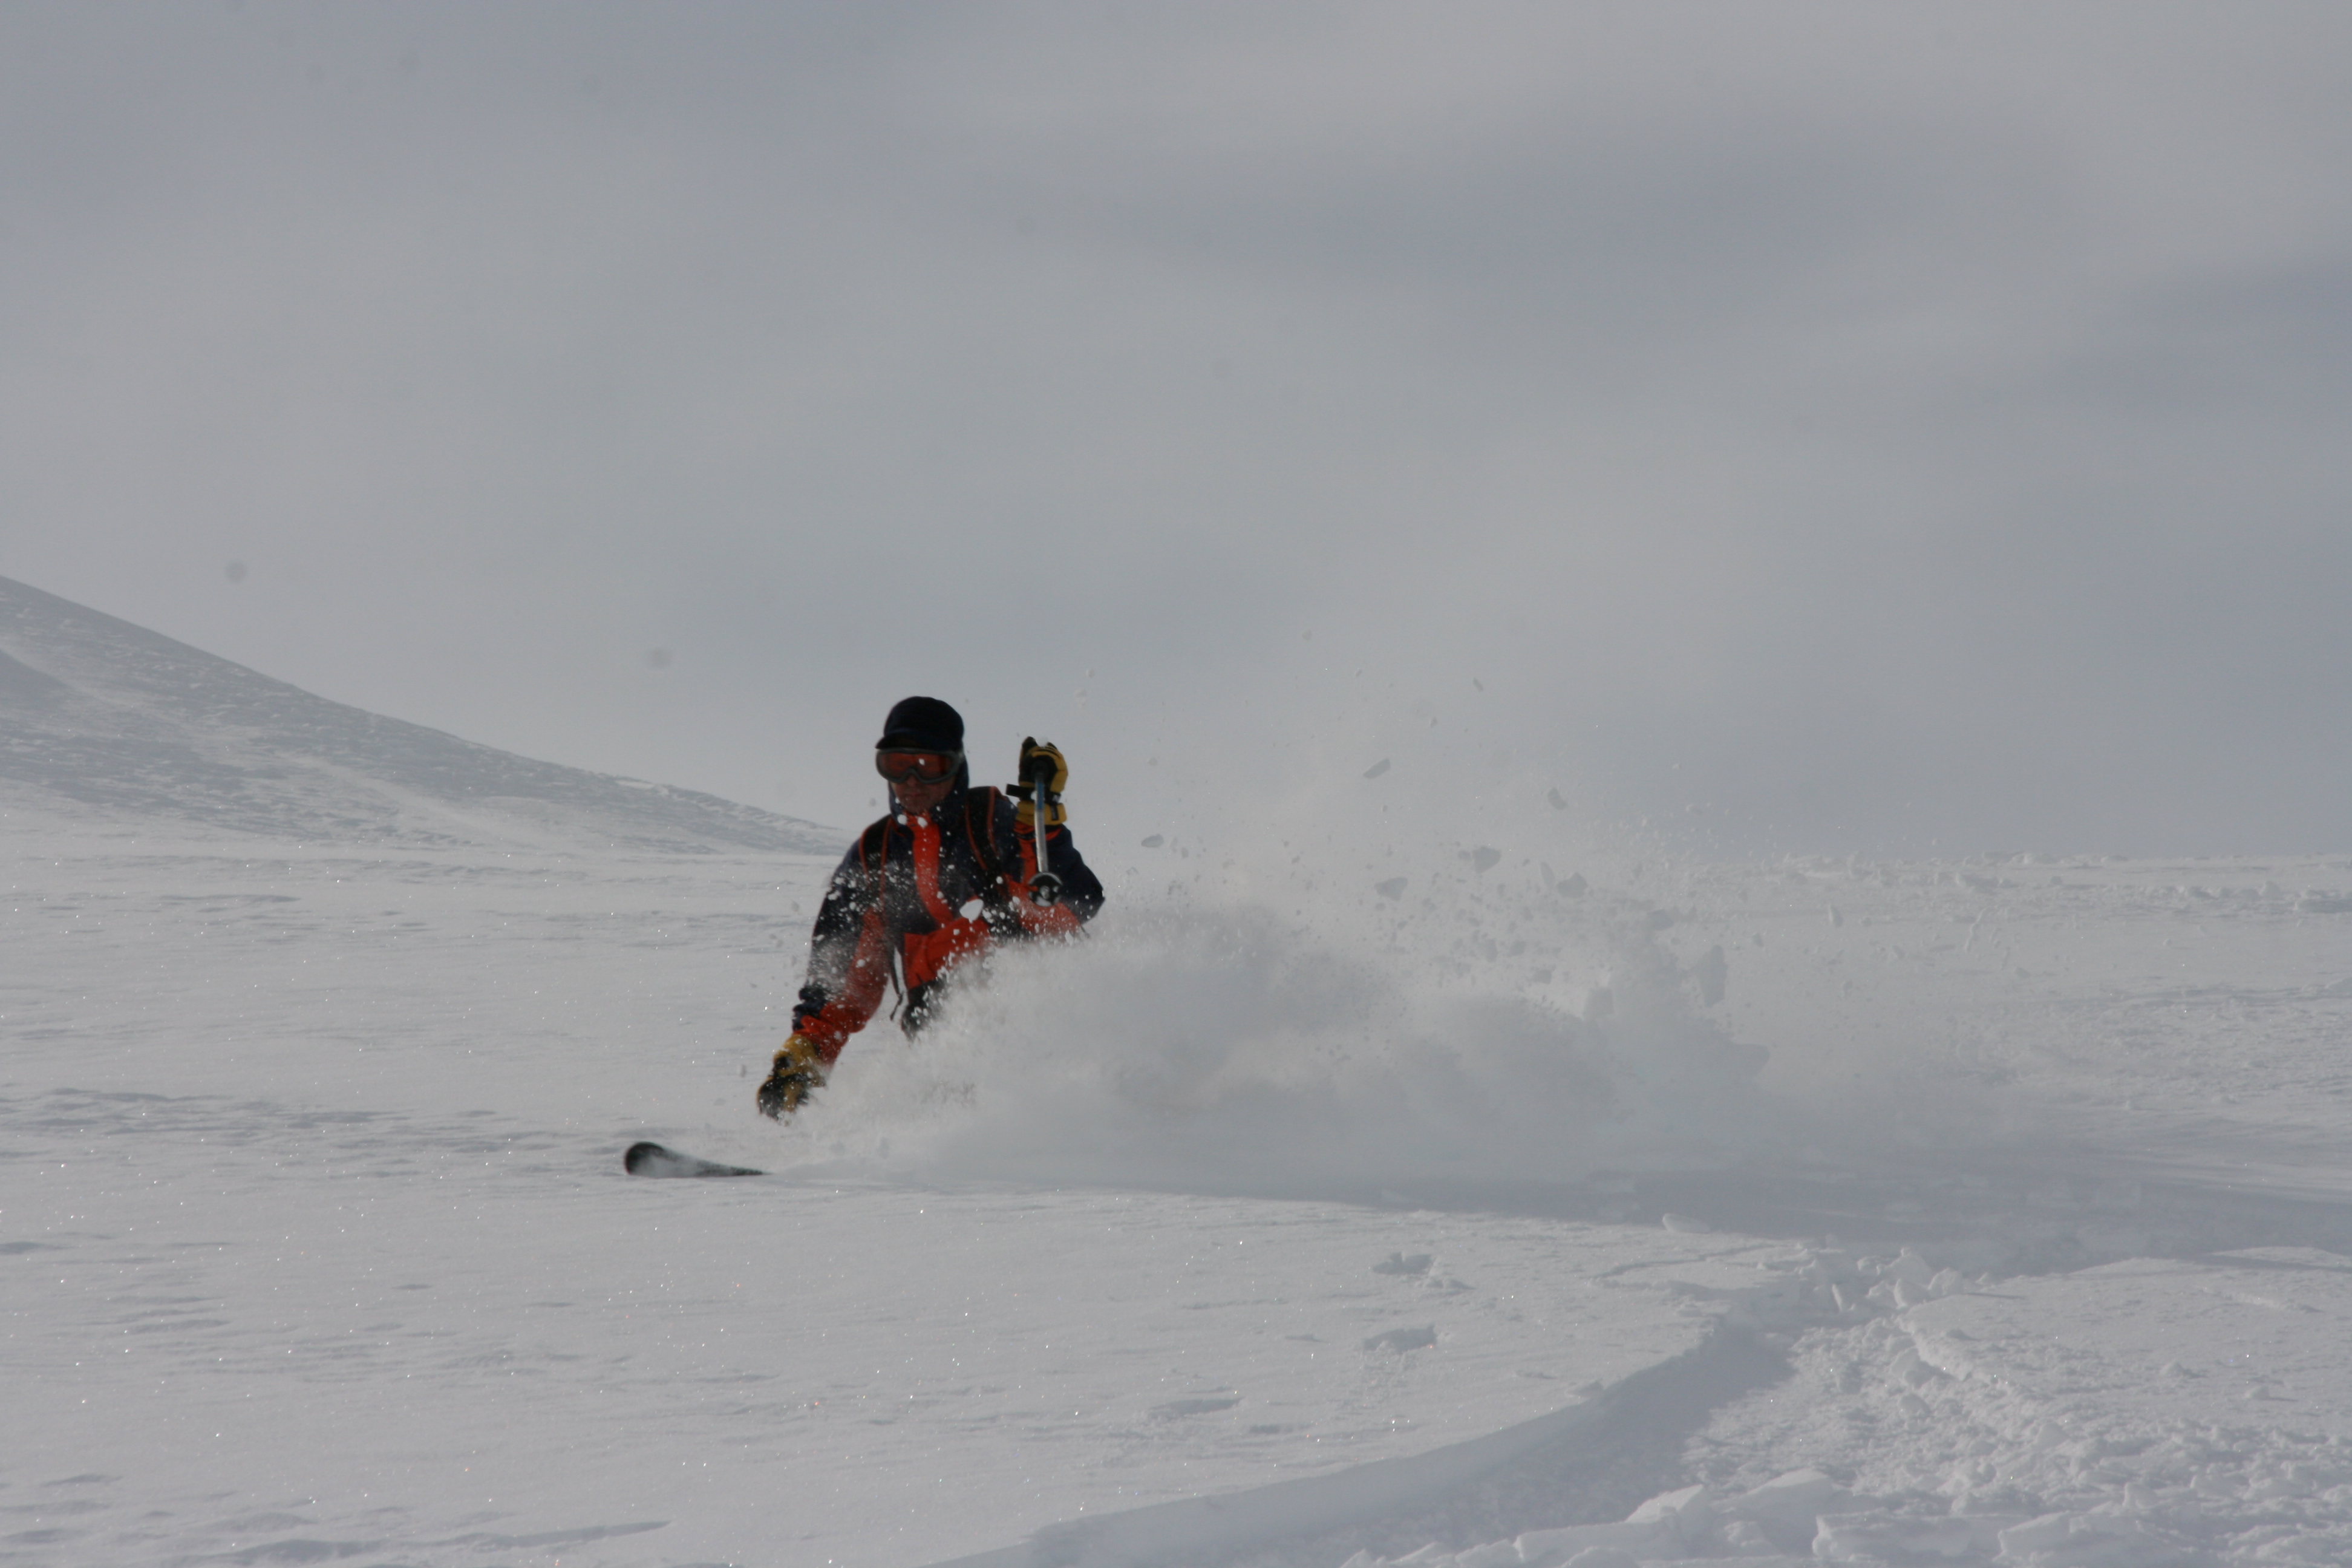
7 584 2352 1567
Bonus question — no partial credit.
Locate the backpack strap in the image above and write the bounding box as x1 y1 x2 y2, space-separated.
856 815 892 892
964 786 1008 883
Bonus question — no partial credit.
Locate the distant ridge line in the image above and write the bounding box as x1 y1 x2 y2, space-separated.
0 574 835 854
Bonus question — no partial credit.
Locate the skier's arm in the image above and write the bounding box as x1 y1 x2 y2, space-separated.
999 797 1103 935
1041 822 1105 923
791 855 893 1061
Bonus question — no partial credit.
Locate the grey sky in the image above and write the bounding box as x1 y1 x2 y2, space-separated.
5 2 2350 858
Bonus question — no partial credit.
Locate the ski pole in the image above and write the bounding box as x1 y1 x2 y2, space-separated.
1023 740 1065 907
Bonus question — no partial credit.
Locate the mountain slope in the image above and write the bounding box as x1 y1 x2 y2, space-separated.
0 575 834 852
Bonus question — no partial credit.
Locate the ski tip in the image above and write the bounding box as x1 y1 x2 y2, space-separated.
624 1140 764 1178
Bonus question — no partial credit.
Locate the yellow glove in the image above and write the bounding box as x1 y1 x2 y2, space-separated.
756 1034 828 1119
1013 738 1068 828
1014 797 1068 829
1021 737 1069 794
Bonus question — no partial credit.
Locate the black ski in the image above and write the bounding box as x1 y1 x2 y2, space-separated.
623 1141 764 1178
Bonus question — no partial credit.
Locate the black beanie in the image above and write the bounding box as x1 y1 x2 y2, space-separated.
876 696 964 754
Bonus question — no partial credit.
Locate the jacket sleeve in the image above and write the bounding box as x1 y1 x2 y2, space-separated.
791 844 893 1062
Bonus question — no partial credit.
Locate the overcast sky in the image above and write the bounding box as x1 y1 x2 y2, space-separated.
6 2 2350 860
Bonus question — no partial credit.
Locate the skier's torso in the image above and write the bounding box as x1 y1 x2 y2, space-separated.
791 786 1103 1056
854 790 1019 939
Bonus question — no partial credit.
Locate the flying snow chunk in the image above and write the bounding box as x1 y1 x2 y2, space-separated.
1363 758 1392 780
1372 1252 1432 1276
1693 944 1727 1007
1558 872 1589 898
1465 846 1501 873
1549 788 1568 810
1141 835 1165 849
1376 877 1408 900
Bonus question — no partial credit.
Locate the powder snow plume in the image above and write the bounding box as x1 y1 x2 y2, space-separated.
774 851 1779 1199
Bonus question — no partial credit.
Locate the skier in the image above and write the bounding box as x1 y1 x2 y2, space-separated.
757 696 1104 1117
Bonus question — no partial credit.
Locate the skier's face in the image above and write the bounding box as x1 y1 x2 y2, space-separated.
887 769 956 817
878 748 959 817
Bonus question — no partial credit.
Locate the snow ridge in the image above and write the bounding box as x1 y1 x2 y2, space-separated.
0 575 832 852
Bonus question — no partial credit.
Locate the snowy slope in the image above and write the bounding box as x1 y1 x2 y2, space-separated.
0 576 832 854
7 592 2352 1568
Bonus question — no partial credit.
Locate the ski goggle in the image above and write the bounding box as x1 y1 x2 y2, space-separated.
875 750 959 783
